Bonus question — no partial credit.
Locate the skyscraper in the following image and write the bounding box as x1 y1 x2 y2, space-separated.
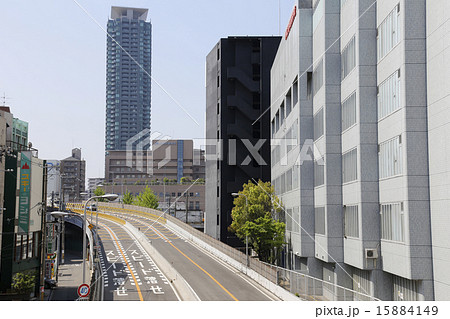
105 7 152 151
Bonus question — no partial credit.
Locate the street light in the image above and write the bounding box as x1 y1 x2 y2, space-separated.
231 192 249 267
82 194 118 285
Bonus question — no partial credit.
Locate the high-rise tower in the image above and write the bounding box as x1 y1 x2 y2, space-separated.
105 7 152 151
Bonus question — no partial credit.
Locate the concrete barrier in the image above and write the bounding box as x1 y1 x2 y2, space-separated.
123 221 199 301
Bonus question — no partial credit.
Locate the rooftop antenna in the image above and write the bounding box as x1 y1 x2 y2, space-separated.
1 92 12 106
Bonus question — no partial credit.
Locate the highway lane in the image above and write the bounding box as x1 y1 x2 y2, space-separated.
95 218 180 301
110 212 279 301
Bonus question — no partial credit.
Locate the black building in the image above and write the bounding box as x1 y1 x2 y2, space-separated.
205 36 281 246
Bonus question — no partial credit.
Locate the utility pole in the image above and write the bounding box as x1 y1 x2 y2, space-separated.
185 192 189 224
39 160 48 300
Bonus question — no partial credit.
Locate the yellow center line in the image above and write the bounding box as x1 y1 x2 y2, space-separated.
103 224 144 301
130 217 239 301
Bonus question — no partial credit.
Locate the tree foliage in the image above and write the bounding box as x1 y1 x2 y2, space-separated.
180 177 190 184
229 180 285 263
11 271 36 295
94 187 106 202
122 191 134 205
133 186 159 209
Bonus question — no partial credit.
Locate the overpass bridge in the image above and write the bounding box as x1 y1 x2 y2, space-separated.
64 202 376 301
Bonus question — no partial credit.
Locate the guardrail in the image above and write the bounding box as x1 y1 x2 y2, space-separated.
69 202 379 301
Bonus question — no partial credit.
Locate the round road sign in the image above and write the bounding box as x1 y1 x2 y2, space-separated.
77 284 90 298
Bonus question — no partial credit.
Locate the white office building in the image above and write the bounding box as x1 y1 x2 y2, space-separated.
270 0 448 300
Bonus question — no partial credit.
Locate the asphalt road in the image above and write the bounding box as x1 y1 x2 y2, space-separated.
108 212 278 301
96 219 180 301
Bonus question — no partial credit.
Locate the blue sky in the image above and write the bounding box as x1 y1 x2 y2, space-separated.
0 0 296 179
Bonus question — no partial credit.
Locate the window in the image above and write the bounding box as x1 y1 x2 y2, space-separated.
293 79 298 107
378 70 401 119
313 0 324 32
281 173 286 194
314 158 325 187
292 207 300 233
314 108 324 140
292 164 299 190
381 202 404 242
342 92 357 131
344 205 359 238
195 201 200 210
286 208 293 232
307 72 313 99
313 59 324 96
377 4 400 61
379 135 402 179
393 275 418 301
342 148 358 183
286 89 292 117
353 269 371 299
341 36 356 80
340 0 349 8
315 207 326 235
275 111 280 132
271 119 275 138
286 168 293 192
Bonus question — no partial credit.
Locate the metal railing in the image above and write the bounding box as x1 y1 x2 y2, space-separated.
74 202 379 301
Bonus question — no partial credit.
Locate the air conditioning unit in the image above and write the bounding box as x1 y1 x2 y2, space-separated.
365 248 378 259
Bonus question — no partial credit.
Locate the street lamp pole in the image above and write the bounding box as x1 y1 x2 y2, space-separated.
81 193 118 284
232 192 249 267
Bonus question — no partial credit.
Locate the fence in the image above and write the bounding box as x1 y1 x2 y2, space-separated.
68 202 379 301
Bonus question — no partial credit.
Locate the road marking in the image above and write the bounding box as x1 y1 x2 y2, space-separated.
103 225 144 301
148 223 239 301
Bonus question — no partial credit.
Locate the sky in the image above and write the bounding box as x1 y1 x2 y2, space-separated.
0 0 297 180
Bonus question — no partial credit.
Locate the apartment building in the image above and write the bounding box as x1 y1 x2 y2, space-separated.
60 148 86 202
105 6 152 152
205 36 281 246
271 0 434 300
105 140 205 190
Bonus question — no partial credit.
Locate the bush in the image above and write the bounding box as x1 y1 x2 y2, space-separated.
12 271 36 295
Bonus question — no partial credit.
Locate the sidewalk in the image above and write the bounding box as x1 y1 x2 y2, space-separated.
47 252 89 301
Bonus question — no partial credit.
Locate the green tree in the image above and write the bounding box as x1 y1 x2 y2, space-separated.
229 180 285 263
122 191 134 205
11 271 36 296
94 187 106 202
163 177 169 183
180 177 190 184
133 186 159 209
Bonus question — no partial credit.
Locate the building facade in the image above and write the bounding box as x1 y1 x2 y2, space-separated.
426 0 450 301
105 6 152 151
0 106 45 297
87 178 105 197
60 148 86 203
205 36 281 246
101 182 205 229
104 140 205 194
271 0 435 301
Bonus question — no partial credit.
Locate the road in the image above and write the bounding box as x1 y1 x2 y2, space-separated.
100 211 278 301
95 218 180 301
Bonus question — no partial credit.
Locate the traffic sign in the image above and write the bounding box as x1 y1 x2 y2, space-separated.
77 284 90 298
